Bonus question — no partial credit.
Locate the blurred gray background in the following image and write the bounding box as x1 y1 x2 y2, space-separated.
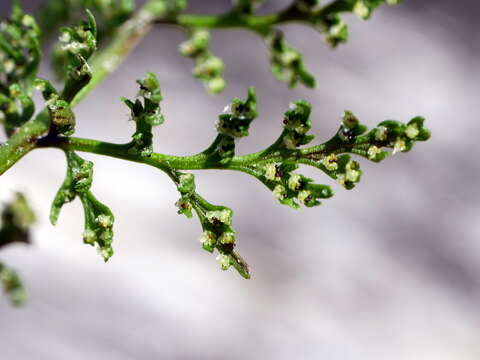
1 0 479 359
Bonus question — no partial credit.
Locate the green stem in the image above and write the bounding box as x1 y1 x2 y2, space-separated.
39 136 276 171
161 0 352 31
37 130 390 178
171 12 287 30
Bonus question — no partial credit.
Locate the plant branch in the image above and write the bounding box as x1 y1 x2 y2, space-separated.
159 0 353 31
36 132 384 174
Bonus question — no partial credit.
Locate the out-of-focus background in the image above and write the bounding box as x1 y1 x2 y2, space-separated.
1 0 479 359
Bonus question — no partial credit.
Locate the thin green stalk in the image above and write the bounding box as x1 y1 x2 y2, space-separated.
160 0 351 30
38 135 277 171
